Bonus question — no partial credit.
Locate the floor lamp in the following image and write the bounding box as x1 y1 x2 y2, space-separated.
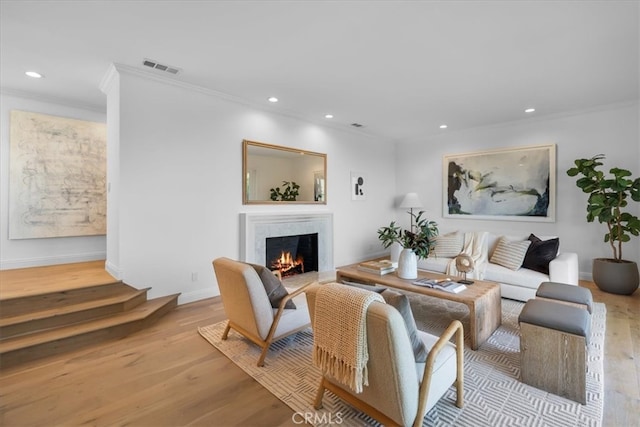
399 192 423 232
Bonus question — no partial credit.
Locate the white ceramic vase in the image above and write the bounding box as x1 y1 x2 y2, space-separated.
397 248 418 279
389 241 403 264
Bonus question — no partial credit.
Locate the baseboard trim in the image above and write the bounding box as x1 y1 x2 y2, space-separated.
105 260 123 280
0 252 107 270
177 288 219 305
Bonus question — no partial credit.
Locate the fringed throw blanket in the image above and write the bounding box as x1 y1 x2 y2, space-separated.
312 283 384 394
446 231 488 279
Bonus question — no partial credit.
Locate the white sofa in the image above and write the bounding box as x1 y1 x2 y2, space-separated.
417 232 579 302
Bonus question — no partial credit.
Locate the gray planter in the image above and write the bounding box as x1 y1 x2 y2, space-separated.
592 258 639 295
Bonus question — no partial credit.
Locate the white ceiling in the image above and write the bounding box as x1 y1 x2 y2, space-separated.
1 1 638 142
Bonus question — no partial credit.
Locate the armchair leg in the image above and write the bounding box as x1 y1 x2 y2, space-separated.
221 321 231 340
257 343 270 367
314 378 326 409
455 323 464 408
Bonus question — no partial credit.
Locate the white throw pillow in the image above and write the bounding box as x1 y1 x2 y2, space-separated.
430 232 464 258
489 237 531 270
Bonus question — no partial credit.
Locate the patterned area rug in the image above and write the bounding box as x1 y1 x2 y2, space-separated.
198 295 605 427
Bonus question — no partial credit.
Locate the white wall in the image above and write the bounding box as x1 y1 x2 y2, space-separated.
0 92 107 269
395 102 640 279
109 67 397 303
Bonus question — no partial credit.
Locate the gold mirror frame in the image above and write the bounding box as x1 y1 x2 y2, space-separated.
242 140 327 204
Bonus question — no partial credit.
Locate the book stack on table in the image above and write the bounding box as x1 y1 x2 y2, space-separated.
357 260 396 275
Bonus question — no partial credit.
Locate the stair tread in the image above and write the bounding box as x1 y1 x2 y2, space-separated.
0 288 151 327
0 294 179 354
0 261 117 301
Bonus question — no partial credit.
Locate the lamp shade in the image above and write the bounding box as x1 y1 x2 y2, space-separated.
399 192 423 209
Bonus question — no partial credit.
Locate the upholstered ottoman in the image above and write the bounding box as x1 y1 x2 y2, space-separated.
536 281 593 313
518 299 590 404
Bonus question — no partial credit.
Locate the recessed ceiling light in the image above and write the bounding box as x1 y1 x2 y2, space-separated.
268 97 278 103
440 124 448 129
324 114 334 119
25 71 43 78
525 108 536 113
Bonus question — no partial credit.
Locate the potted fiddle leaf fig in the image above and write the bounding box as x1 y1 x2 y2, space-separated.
378 211 438 279
567 154 640 294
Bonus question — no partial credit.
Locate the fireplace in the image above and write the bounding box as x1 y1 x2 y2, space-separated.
239 212 333 273
266 233 319 277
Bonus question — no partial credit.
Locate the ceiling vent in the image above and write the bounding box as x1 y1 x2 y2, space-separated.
142 59 180 75
350 123 364 128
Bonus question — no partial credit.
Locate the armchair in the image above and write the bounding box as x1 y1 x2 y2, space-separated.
212 257 312 366
306 283 464 427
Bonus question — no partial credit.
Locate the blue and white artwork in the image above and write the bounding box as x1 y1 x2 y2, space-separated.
444 144 556 222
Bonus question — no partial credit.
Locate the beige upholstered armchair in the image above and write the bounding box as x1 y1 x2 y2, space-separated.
306 283 464 427
212 257 312 366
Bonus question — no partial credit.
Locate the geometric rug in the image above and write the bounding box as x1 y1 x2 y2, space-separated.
198 295 605 427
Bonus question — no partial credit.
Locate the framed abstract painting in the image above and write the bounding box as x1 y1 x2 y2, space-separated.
443 144 556 222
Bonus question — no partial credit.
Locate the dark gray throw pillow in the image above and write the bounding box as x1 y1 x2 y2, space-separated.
522 234 559 275
381 289 428 362
249 263 296 309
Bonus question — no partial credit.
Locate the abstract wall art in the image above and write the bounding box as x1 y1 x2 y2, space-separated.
9 110 107 239
443 144 556 222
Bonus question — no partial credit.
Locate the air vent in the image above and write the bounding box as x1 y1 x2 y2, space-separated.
143 59 181 75
350 123 364 128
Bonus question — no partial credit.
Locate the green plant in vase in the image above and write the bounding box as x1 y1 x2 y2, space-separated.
378 211 438 279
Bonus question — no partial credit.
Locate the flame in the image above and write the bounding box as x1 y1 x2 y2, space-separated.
270 251 305 277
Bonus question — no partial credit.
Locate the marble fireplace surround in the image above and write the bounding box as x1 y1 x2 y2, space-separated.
239 212 334 272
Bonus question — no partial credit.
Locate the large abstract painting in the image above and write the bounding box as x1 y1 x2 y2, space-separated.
444 144 556 222
9 110 107 239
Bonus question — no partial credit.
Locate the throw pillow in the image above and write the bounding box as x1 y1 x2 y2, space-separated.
430 232 464 258
489 237 531 271
381 289 428 362
249 264 296 309
522 234 559 275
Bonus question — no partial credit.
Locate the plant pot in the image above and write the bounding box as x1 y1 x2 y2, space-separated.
397 248 418 280
592 258 639 295
390 242 403 264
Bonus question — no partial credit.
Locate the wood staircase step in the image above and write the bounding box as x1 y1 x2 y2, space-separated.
0 294 180 369
0 281 136 318
0 287 151 339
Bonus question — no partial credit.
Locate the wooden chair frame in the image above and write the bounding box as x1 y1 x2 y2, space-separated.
222 281 314 367
314 319 464 427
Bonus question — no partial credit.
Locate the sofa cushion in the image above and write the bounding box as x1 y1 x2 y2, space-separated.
381 289 428 362
431 232 464 258
490 238 531 270
418 256 449 273
485 262 549 289
249 263 296 309
522 234 559 275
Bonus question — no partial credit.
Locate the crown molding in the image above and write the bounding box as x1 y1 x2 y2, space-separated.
397 99 640 144
0 87 106 114
99 63 119 95
109 63 386 142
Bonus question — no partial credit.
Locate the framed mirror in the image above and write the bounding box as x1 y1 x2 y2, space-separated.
243 140 327 204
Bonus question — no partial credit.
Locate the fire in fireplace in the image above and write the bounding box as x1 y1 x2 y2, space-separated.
266 233 319 278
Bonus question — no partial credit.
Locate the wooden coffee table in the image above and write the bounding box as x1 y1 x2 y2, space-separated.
336 262 502 350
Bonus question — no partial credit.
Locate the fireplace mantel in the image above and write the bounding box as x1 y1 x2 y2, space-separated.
239 212 334 272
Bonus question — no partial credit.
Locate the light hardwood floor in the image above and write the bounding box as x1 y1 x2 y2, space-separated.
0 264 638 426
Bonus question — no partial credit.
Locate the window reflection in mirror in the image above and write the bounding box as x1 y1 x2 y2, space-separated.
242 140 327 204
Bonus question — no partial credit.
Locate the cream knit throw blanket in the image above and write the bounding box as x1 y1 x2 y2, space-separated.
446 231 488 279
312 283 384 394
